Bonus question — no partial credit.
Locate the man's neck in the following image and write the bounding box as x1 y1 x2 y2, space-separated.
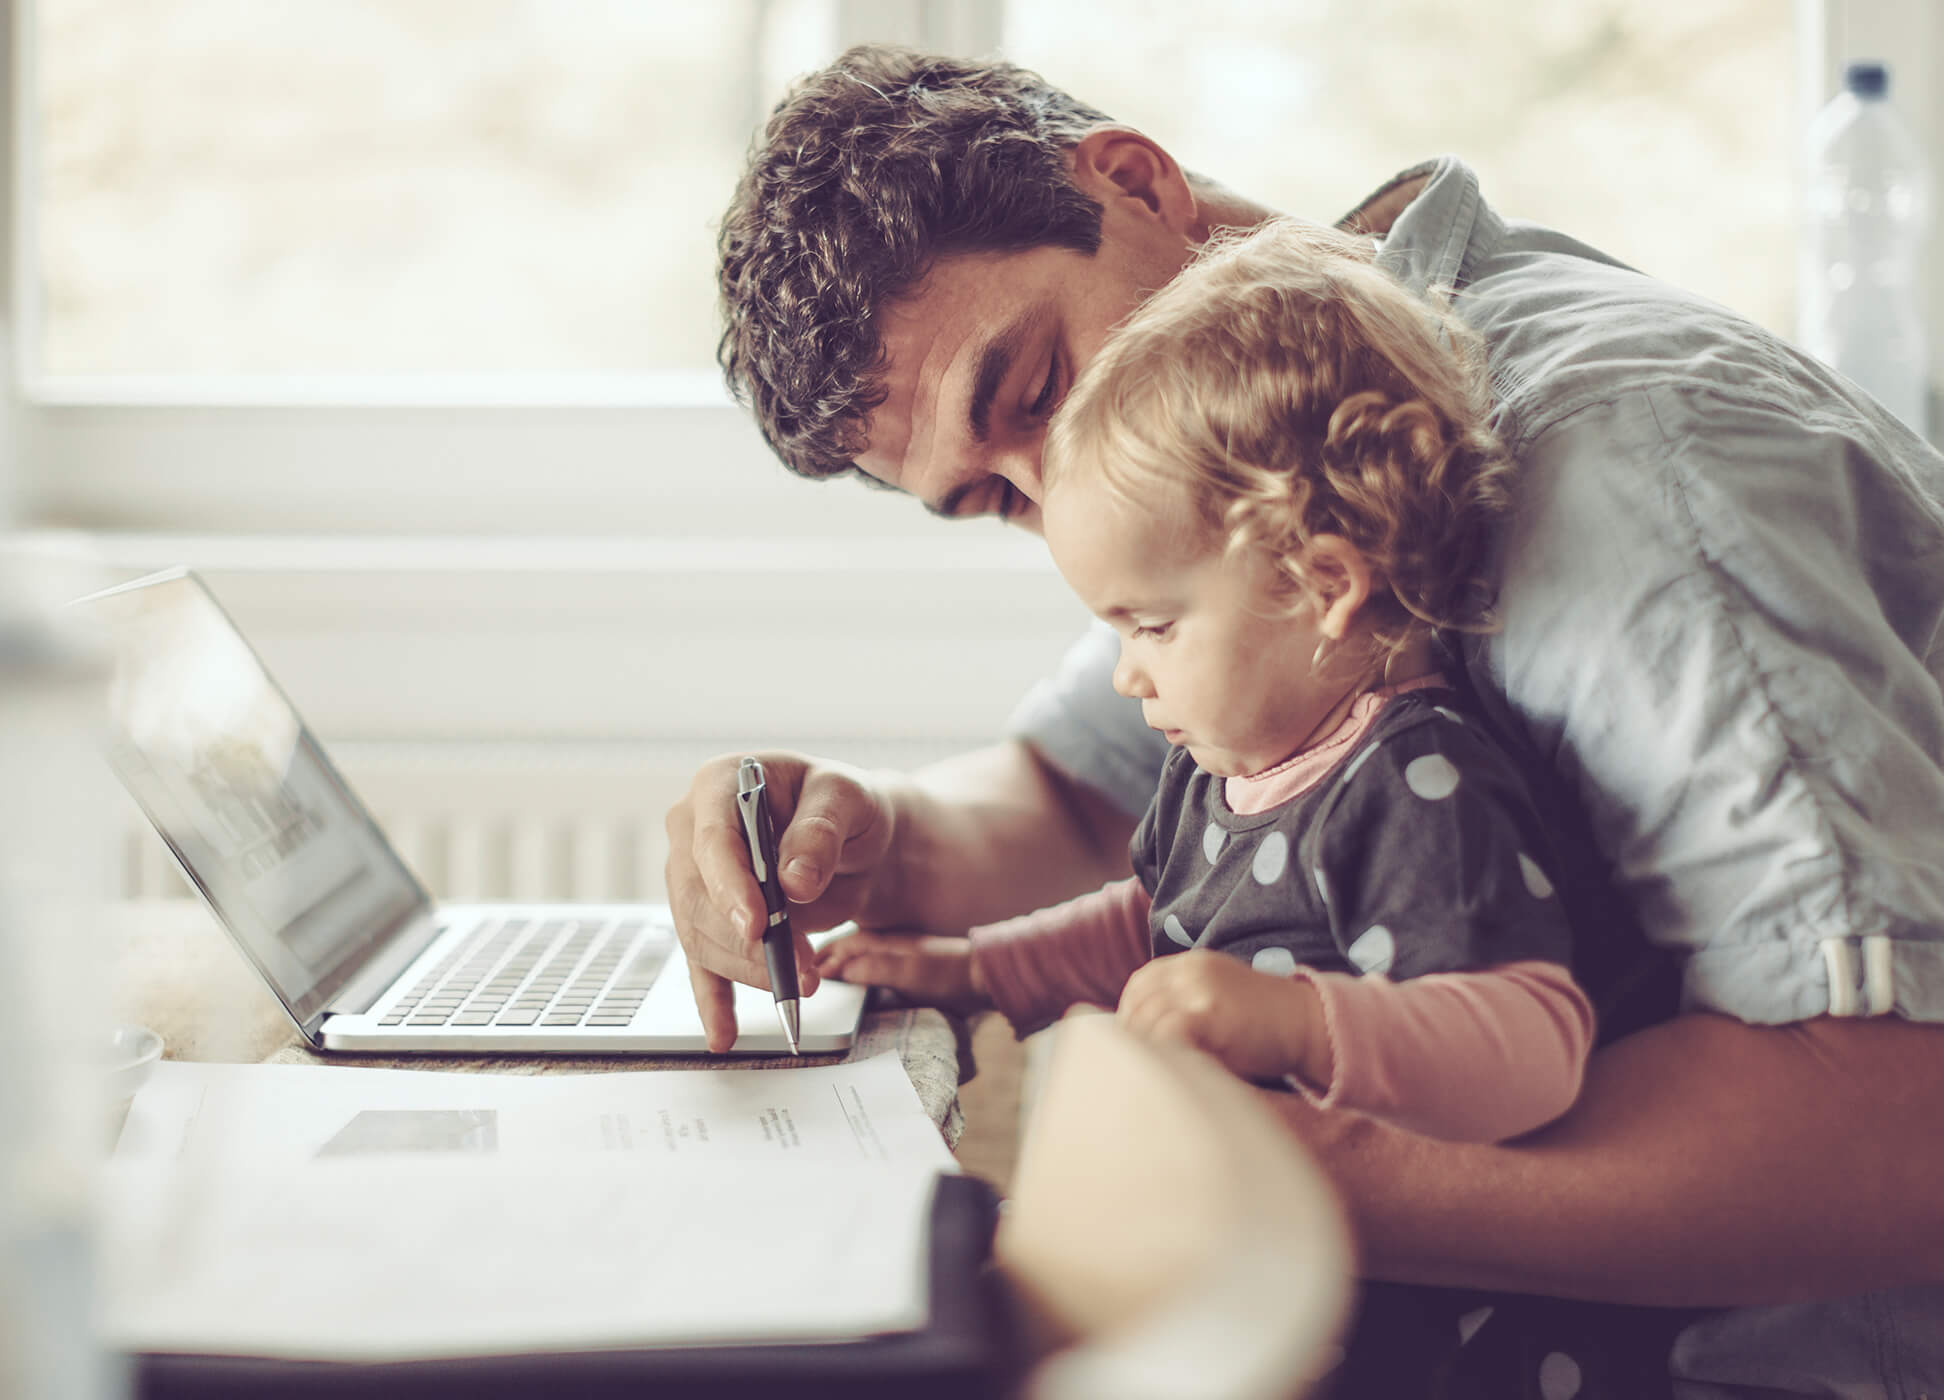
1191 184 1280 243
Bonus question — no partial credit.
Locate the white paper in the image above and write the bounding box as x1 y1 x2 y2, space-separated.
114 1051 958 1171
99 1157 941 1358
100 1053 958 1359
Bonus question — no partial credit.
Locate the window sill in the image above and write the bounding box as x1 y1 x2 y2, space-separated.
24 530 1087 747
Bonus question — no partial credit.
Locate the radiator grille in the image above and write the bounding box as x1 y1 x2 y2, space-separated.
115 739 959 904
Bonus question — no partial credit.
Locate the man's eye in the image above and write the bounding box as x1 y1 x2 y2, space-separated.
1028 356 1061 418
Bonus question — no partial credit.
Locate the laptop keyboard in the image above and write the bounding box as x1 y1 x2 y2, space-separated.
376 913 672 1031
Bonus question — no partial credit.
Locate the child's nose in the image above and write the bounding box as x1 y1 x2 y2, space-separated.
1112 651 1153 700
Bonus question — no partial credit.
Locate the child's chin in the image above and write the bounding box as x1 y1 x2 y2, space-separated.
1186 746 1241 776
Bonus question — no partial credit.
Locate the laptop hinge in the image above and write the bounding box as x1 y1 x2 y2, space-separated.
323 905 445 1021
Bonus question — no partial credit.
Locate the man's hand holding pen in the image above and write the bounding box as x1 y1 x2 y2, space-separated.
665 751 895 1053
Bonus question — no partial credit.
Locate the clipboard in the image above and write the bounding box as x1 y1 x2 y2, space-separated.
130 1172 1008 1400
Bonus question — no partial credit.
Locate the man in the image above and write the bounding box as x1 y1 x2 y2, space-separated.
668 44 1944 1394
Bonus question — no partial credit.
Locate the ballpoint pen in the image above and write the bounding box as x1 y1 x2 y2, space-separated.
735 757 802 1055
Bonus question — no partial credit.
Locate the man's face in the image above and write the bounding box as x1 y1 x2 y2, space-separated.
1042 478 1339 779
855 186 1198 532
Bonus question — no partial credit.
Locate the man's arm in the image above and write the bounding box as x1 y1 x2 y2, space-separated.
1277 1010 1944 1307
868 739 1139 933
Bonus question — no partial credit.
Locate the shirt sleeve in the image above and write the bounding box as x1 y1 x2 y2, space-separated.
970 877 1153 1037
1289 959 1594 1142
1470 384 1944 1024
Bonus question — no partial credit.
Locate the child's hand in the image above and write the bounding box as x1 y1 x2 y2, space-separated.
1116 949 1331 1086
815 929 992 1013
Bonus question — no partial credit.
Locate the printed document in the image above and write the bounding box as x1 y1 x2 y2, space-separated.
100 1053 957 1359
113 1050 956 1168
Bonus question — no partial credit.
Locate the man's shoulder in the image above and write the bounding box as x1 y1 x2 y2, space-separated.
1458 232 1822 455
1355 157 1859 458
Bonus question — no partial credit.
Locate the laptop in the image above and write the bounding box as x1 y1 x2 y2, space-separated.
80 567 868 1056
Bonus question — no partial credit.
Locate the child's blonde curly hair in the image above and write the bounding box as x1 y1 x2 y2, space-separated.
1045 217 1514 666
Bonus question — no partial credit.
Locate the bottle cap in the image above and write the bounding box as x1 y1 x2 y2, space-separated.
1845 61 1889 100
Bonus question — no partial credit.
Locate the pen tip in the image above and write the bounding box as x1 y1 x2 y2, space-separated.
778 1000 801 1056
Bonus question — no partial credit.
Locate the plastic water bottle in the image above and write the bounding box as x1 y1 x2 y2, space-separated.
1800 60 1933 439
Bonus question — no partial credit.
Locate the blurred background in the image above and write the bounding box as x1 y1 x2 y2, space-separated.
31 0 1799 377
1 0 1937 906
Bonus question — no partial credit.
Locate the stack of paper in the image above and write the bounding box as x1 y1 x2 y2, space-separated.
100 1052 957 1360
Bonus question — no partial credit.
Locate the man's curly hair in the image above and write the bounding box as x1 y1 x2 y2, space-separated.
717 45 1113 480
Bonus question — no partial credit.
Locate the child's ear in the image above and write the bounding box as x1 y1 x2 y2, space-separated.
1306 536 1375 640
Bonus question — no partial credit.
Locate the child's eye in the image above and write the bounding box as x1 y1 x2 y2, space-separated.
1130 621 1174 641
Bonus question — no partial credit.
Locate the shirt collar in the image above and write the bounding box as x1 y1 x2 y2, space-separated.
1334 156 1505 302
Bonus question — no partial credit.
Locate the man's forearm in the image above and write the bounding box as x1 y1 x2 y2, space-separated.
866 740 1138 934
1275 1011 1944 1307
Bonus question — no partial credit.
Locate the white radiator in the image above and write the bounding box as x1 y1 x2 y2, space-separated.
116 738 961 904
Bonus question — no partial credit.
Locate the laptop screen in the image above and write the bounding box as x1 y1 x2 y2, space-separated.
85 570 428 1028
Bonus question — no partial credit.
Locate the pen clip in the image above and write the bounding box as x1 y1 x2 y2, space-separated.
736 757 770 884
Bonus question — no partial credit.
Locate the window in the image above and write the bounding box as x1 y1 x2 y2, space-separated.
1000 0 1797 334
6 0 1078 758
26 0 823 386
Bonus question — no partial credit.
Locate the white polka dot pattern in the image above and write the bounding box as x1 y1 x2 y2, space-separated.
1538 1350 1582 1400
1346 924 1395 975
1336 744 1379 788
1519 852 1555 899
1313 866 1332 907
1251 946 1297 976
1202 823 1226 864
1162 913 1196 949
1251 830 1290 884
1404 753 1461 800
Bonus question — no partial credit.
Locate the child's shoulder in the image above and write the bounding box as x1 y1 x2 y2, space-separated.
1328 685 1528 799
1371 683 1479 733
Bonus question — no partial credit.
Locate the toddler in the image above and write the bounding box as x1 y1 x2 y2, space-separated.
821 219 1594 1143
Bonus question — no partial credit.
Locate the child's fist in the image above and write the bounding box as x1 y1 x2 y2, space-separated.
1116 949 1330 1086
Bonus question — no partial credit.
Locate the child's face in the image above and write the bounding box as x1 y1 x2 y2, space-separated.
1043 476 1358 778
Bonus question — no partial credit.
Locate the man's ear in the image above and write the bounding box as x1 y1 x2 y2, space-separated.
1069 128 1198 233
1306 536 1376 640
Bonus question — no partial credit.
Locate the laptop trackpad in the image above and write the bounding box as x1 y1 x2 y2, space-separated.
644 931 868 1049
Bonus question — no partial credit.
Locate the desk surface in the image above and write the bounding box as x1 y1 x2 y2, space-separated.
108 900 965 1146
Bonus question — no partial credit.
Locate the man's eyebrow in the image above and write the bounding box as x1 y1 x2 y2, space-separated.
968 308 1045 446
